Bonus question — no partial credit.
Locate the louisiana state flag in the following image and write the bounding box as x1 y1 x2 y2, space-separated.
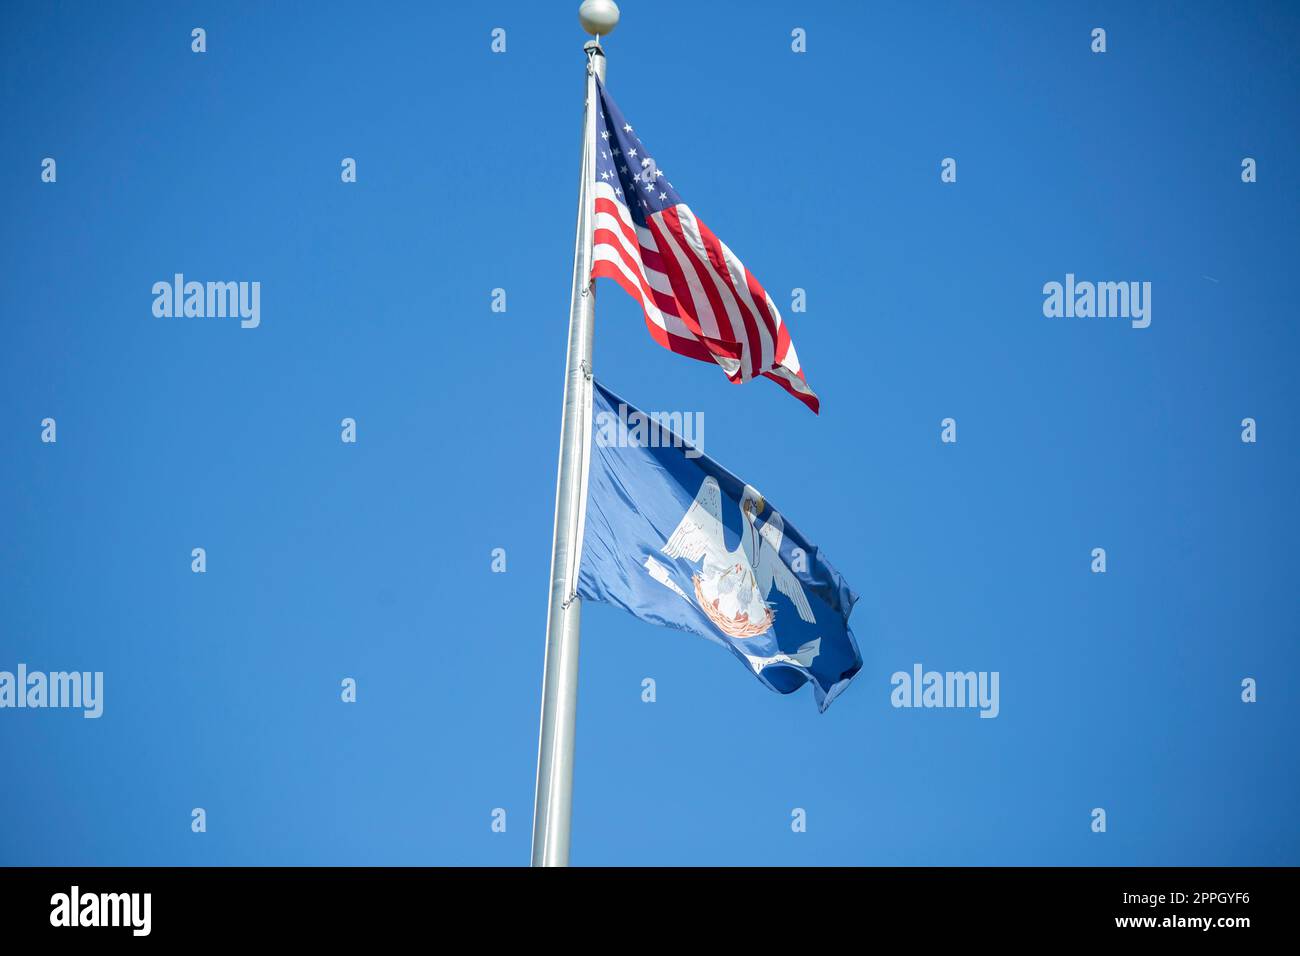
577 381 862 711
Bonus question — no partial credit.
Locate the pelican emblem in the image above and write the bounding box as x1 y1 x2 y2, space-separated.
654 476 815 639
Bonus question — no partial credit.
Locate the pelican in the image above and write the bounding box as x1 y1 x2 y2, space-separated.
657 476 815 638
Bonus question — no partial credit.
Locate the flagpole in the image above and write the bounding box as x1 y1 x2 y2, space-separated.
531 2 619 868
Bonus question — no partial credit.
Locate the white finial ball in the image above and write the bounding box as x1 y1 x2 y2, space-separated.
579 0 620 36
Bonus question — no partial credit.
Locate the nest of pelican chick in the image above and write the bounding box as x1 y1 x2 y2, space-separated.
691 574 774 638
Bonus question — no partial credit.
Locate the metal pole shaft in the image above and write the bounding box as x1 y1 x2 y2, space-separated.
531 41 606 868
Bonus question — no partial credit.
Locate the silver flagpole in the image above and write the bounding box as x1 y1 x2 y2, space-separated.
531 1 619 868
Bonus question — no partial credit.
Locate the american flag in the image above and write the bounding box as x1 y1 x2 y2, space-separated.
589 78 820 413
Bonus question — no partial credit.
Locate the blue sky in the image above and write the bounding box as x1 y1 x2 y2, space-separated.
1 0 1297 865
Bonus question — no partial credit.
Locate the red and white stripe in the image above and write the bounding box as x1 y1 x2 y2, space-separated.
590 181 819 413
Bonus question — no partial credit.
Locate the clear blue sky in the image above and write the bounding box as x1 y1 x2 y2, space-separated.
2 0 1297 865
